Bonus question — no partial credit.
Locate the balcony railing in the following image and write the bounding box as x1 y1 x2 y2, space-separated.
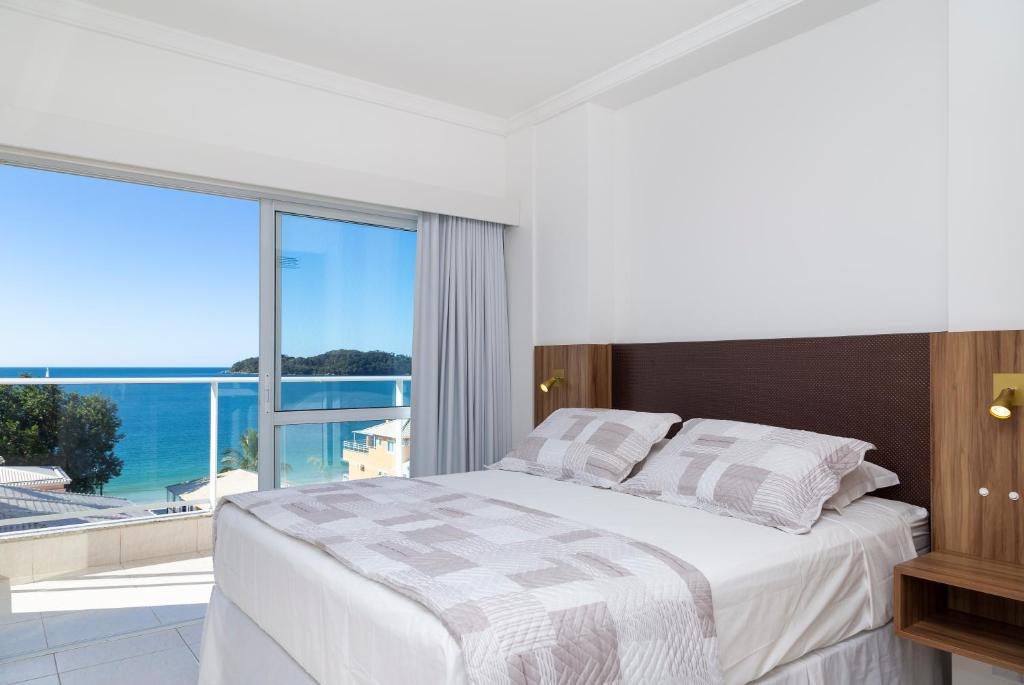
0 375 410 535
342 440 370 453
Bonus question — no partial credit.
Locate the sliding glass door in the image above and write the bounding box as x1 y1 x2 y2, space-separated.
0 158 418 537
257 201 416 489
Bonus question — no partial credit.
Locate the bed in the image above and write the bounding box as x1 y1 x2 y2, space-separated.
201 470 941 684
198 333 945 684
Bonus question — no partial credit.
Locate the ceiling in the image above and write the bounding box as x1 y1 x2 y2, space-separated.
77 0 748 118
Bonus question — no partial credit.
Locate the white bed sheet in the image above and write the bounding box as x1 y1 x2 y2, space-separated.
210 470 926 685
200 589 947 685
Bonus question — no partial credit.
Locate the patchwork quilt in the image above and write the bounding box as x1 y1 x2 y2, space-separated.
221 477 722 685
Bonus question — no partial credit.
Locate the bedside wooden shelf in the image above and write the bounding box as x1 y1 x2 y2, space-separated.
895 551 1024 673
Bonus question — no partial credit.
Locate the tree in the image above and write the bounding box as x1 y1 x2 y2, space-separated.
221 427 258 472
220 428 289 474
0 381 62 458
0 381 124 494
59 393 125 494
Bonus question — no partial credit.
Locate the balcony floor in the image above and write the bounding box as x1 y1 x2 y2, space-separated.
1 554 211 685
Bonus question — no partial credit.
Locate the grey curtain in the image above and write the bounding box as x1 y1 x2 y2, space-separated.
410 213 512 476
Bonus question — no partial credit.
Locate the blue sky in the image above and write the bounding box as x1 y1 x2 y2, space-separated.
0 164 415 366
280 214 415 359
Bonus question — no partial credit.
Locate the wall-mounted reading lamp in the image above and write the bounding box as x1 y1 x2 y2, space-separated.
539 369 565 393
990 374 1024 419
990 387 1015 420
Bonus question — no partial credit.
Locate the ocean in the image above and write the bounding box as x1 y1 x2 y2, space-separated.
0 367 409 503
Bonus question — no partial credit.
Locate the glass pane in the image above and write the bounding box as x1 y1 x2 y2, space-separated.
0 163 258 534
213 380 260 505
0 374 260 533
277 213 415 411
278 419 411 488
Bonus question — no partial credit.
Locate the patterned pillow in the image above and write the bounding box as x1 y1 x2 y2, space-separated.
614 418 874 533
490 408 681 488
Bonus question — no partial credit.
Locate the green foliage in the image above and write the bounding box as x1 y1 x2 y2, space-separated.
221 427 258 472
0 381 124 494
228 349 411 376
0 380 62 458
220 428 290 475
59 393 125 494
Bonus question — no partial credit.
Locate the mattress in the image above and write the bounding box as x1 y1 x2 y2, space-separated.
211 470 927 685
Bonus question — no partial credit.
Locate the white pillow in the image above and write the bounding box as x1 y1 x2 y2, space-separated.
824 461 900 512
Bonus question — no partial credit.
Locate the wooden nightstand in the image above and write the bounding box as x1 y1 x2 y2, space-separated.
895 551 1024 673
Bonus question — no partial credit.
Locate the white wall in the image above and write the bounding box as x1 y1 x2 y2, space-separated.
0 7 512 222
947 0 1024 331
610 0 949 343
532 104 616 345
505 127 536 441
532 106 591 343
951 654 1024 685
522 0 1024 361
524 0 955 352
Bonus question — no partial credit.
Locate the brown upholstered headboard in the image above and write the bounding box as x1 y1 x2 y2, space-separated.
611 333 932 510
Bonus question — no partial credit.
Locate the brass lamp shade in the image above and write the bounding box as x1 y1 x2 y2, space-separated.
990 387 1015 419
539 370 565 393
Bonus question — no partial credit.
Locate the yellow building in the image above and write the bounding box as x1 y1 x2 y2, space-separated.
342 419 410 480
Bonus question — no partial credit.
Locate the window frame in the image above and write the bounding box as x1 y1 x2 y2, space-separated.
258 200 416 490
1 151 418 494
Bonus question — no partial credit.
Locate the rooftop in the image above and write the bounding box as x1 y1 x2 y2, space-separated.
354 419 411 441
165 469 258 504
0 486 154 534
0 465 72 489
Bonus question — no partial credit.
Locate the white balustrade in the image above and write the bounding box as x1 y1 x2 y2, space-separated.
0 375 411 533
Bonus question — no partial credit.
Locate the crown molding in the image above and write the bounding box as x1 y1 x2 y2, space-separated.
0 0 509 136
3 0 874 138
507 0 809 131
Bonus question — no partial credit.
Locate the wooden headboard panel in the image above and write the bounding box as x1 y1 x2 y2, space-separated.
931 331 1024 565
610 333 932 510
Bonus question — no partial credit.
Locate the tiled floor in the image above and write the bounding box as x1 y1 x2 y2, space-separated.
0 555 211 685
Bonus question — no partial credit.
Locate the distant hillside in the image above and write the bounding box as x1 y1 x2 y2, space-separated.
228 349 411 376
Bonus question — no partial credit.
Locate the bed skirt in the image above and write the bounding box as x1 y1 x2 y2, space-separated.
198 587 949 685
